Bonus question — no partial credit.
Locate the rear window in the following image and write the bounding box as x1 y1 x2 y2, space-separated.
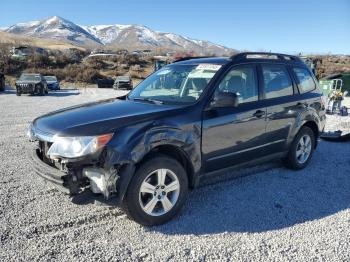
293 67 316 93
262 64 293 99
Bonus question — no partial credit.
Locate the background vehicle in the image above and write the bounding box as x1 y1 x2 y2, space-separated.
16 73 48 96
0 73 5 92
113 76 133 90
44 76 60 90
96 77 114 88
29 52 325 226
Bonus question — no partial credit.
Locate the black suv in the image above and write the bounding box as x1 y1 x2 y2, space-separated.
28 52 326 226
113 76 133 90
0 73 5 92
16 73 48 96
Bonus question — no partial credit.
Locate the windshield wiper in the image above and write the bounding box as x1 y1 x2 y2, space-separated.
132 97 164 105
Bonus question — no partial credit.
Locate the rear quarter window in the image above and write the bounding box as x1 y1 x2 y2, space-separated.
293 67 316 93
262 64 293 99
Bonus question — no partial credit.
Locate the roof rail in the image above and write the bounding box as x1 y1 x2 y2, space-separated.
173 56 216 63
230 52 301 62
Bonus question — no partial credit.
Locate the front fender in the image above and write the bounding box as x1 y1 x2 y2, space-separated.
104 122 201 203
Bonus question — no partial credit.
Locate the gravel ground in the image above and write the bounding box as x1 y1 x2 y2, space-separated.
0 87 349 261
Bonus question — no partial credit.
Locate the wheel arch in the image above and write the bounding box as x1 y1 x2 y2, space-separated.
137 144 196 188
299 120 319 148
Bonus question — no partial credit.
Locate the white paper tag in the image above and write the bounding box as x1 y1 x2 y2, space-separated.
196 64 222 71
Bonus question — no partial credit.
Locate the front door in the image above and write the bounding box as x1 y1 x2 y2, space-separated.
202 64 267 173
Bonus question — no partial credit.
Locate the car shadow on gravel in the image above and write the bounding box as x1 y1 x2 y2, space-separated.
0 87 16 95
153 145 350 234
47 89 80 97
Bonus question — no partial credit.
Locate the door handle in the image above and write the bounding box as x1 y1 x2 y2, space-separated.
253 110 265 118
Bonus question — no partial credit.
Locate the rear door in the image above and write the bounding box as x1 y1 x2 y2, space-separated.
260 63 300 152
202 64 268 173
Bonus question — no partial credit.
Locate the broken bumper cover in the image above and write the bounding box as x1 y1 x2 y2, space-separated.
30 148 71 194
30 148 136 205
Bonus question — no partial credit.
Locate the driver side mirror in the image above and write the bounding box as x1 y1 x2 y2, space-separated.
210 92 239 108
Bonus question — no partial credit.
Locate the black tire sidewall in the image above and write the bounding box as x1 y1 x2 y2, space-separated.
124 155 188 226
287 126 315 170
38 84 44 96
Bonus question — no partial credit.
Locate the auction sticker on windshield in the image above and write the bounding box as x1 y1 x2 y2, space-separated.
196 64 222 70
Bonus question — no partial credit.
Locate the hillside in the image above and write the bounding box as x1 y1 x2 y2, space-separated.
4 16 234 55
0 31 85 51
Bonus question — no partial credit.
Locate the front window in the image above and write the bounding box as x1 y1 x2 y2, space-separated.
128 64 221 104
19 74 41 81
216 65 258 103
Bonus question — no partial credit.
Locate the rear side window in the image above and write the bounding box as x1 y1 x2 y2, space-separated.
262 64 293 99
293 67 316 93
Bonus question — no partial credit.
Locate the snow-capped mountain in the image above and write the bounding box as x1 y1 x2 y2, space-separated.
5 16 102 46
4 16 233 55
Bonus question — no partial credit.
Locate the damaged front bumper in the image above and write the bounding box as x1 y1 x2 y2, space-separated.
31 148 71 194
30 147 135 205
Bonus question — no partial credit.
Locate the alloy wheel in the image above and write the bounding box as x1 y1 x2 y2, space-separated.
296 134 312 164
139 168 180 216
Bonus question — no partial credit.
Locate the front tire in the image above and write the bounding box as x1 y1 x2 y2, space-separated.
0 78 4 91
123 155 188 226
284 126 315 170
38 85 45 96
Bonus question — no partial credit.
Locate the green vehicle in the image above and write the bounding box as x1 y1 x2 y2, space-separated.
319 78 343 97
320 73 350 95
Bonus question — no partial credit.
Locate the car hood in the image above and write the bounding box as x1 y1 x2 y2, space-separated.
32 98 182 137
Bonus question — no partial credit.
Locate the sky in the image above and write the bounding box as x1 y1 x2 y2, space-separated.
1 0 350 54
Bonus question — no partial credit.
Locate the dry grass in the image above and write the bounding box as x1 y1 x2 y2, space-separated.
0 32 86 51
315 55 350 78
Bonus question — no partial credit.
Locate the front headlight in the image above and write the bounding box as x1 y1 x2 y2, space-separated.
47 133 113 159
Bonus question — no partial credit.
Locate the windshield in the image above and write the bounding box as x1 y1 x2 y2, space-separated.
128 64 221 104
19 74 40 81
44 76 57 81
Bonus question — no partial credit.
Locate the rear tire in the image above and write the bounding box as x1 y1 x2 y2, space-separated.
123 155 188 226
284 126 315 170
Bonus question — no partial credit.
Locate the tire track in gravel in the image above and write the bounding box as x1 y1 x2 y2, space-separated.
23 209 126 239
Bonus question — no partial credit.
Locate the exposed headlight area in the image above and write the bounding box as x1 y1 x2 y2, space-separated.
47 133 114 159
